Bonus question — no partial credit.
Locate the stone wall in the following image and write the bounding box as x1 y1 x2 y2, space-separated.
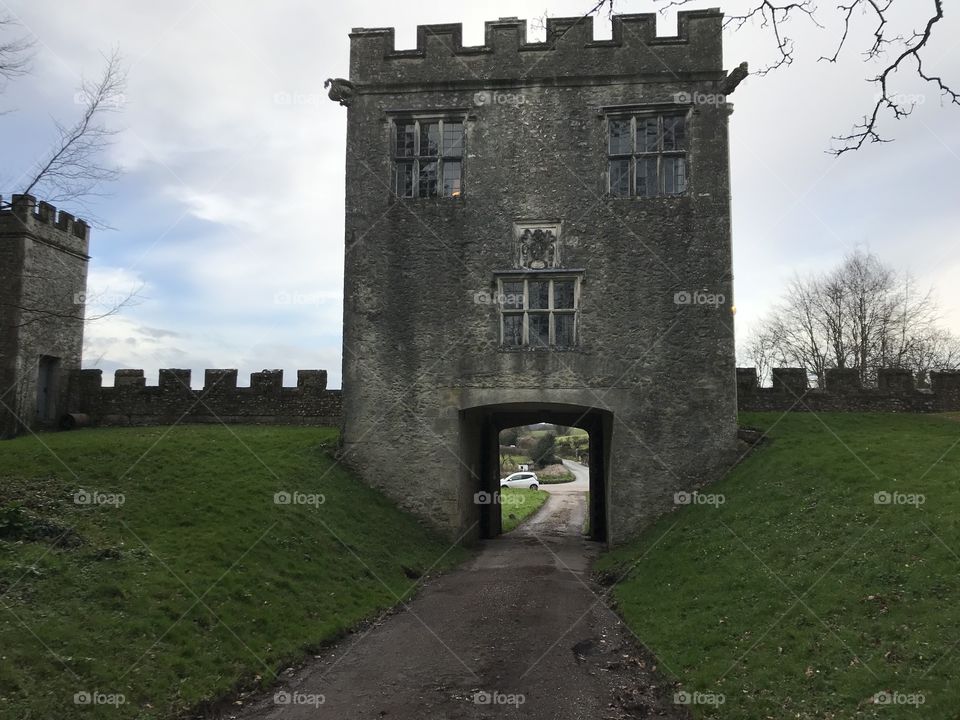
0 195 90 438
340 11 740 545
737 367 960 413
67 369 342 427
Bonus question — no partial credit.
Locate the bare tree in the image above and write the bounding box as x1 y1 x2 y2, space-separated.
0 19 132 328
738 324 778 385
18 49 125 213
591 1 958 154
0 14 32 91
7 275 141 330
748 249 960 386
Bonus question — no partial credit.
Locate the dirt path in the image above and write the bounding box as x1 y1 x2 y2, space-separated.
233 478 687 719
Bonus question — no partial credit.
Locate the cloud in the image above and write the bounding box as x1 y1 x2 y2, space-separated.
4 0 959 386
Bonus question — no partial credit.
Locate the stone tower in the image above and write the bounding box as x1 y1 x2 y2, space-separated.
0 195 91 438
336 11 741 544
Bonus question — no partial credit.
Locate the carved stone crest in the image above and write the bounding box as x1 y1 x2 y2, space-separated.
515 223 561 269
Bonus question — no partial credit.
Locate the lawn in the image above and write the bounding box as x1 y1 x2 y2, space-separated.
0 426 467 719
598 412 960 719
500 488 549 533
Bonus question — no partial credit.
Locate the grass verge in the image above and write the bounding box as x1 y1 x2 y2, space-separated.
597 412 960 719
0 426 467 719
500 488 549 533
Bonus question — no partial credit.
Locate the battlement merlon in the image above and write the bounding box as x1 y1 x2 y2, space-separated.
348 11 725 87
0 194 91 258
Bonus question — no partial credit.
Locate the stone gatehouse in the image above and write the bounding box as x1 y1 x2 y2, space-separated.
335 12 742 544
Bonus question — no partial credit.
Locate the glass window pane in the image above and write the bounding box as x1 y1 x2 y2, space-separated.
442 161 462 197
555 313 575 347
636 157 658 198
396 122 415 157
663 156 687 195
608 119 631 155
420 122 439 157
443 122 464 156
418 161 437 197
637 117 659 153
502 281 524 309
609 159 630 196
529 314 550 347
662 115 686 151
503 314 524 347
395 161 414 197
529 280 549 310
553 280 575 309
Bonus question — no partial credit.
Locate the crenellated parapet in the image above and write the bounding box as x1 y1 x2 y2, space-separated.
737 367 960 413
349 11 725 87
0 194 91 257
67 369 342 427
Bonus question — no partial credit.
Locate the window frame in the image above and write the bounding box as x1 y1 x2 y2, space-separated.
392 117 464 199
497 275 581 349
607 112 689 198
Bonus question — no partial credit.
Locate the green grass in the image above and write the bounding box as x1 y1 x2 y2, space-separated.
500 488 549 533
598 412 960 719
0 426 467 719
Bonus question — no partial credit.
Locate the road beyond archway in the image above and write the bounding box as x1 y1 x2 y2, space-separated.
235 461 688 719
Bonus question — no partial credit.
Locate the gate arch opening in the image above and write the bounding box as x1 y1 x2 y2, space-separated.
459 402 612 544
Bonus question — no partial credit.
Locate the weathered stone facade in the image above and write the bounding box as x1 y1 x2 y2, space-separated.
737 367 960 413
337 13 741 544
0 195 90 438
67 369 342 427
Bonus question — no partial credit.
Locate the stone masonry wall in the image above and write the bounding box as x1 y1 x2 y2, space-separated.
341 12 740 545
737 367 960 413
68 369 342 427
0 194 90 438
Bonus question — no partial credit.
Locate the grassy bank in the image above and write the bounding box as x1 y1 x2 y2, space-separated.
500 488 549 533
598 412 960 719
0 426 467 719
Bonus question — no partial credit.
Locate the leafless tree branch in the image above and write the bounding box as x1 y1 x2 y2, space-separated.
0 14 33 86
3 281 142 329
19 48 126 210
591 1 957 154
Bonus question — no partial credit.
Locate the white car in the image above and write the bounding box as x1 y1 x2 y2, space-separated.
500 471 539 490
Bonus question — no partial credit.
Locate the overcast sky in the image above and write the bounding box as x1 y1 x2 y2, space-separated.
2 1 958 388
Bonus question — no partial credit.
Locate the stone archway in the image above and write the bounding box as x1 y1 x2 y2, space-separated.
459 401 612 544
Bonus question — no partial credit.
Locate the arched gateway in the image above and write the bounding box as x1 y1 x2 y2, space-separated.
333 12 743 545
